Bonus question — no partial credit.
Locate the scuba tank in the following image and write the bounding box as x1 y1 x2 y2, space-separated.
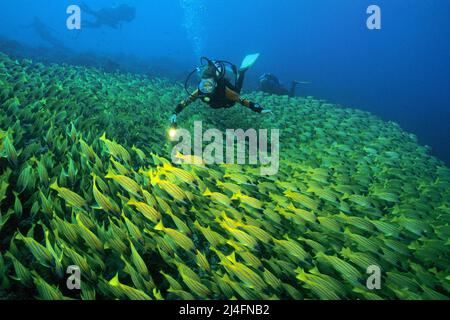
184 57 239 96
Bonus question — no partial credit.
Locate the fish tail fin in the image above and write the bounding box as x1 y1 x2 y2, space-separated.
109 273 121 286
295 267 305 275
127 197 138 206
286 202 295 210
193 220 202 230
154 221 165 231
14 230 25 241
50 180 59 191
227 252 237 264
296 269 308 282
203 188 212 196
105 169 114 179
340 247 351 257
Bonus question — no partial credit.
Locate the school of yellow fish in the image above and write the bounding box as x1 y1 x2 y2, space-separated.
0 52 449 300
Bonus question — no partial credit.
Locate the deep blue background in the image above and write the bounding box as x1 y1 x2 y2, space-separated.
1 0 449 164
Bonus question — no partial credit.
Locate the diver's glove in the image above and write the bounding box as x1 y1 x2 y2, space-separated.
170 114 177 125
251 102 272 114
250 102 263 113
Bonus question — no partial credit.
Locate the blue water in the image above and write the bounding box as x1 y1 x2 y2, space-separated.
1 0 449 164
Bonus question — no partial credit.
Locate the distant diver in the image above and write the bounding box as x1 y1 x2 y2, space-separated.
259 73 309 97
170 54 272 127
80 2 136 29
24 17 67 50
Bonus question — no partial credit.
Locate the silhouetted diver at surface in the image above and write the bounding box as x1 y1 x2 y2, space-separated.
80 2 136 29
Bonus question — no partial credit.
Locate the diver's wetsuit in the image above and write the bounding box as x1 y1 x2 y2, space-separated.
175 70 263 114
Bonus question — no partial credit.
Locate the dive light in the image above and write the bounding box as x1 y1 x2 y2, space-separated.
169 122 178 140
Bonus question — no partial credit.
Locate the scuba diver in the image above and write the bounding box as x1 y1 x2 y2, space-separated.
24 17 67 50
170 54 272 127
259 73 307 97
80 2 136 29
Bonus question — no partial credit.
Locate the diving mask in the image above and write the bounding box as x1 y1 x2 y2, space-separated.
198 78 217 94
